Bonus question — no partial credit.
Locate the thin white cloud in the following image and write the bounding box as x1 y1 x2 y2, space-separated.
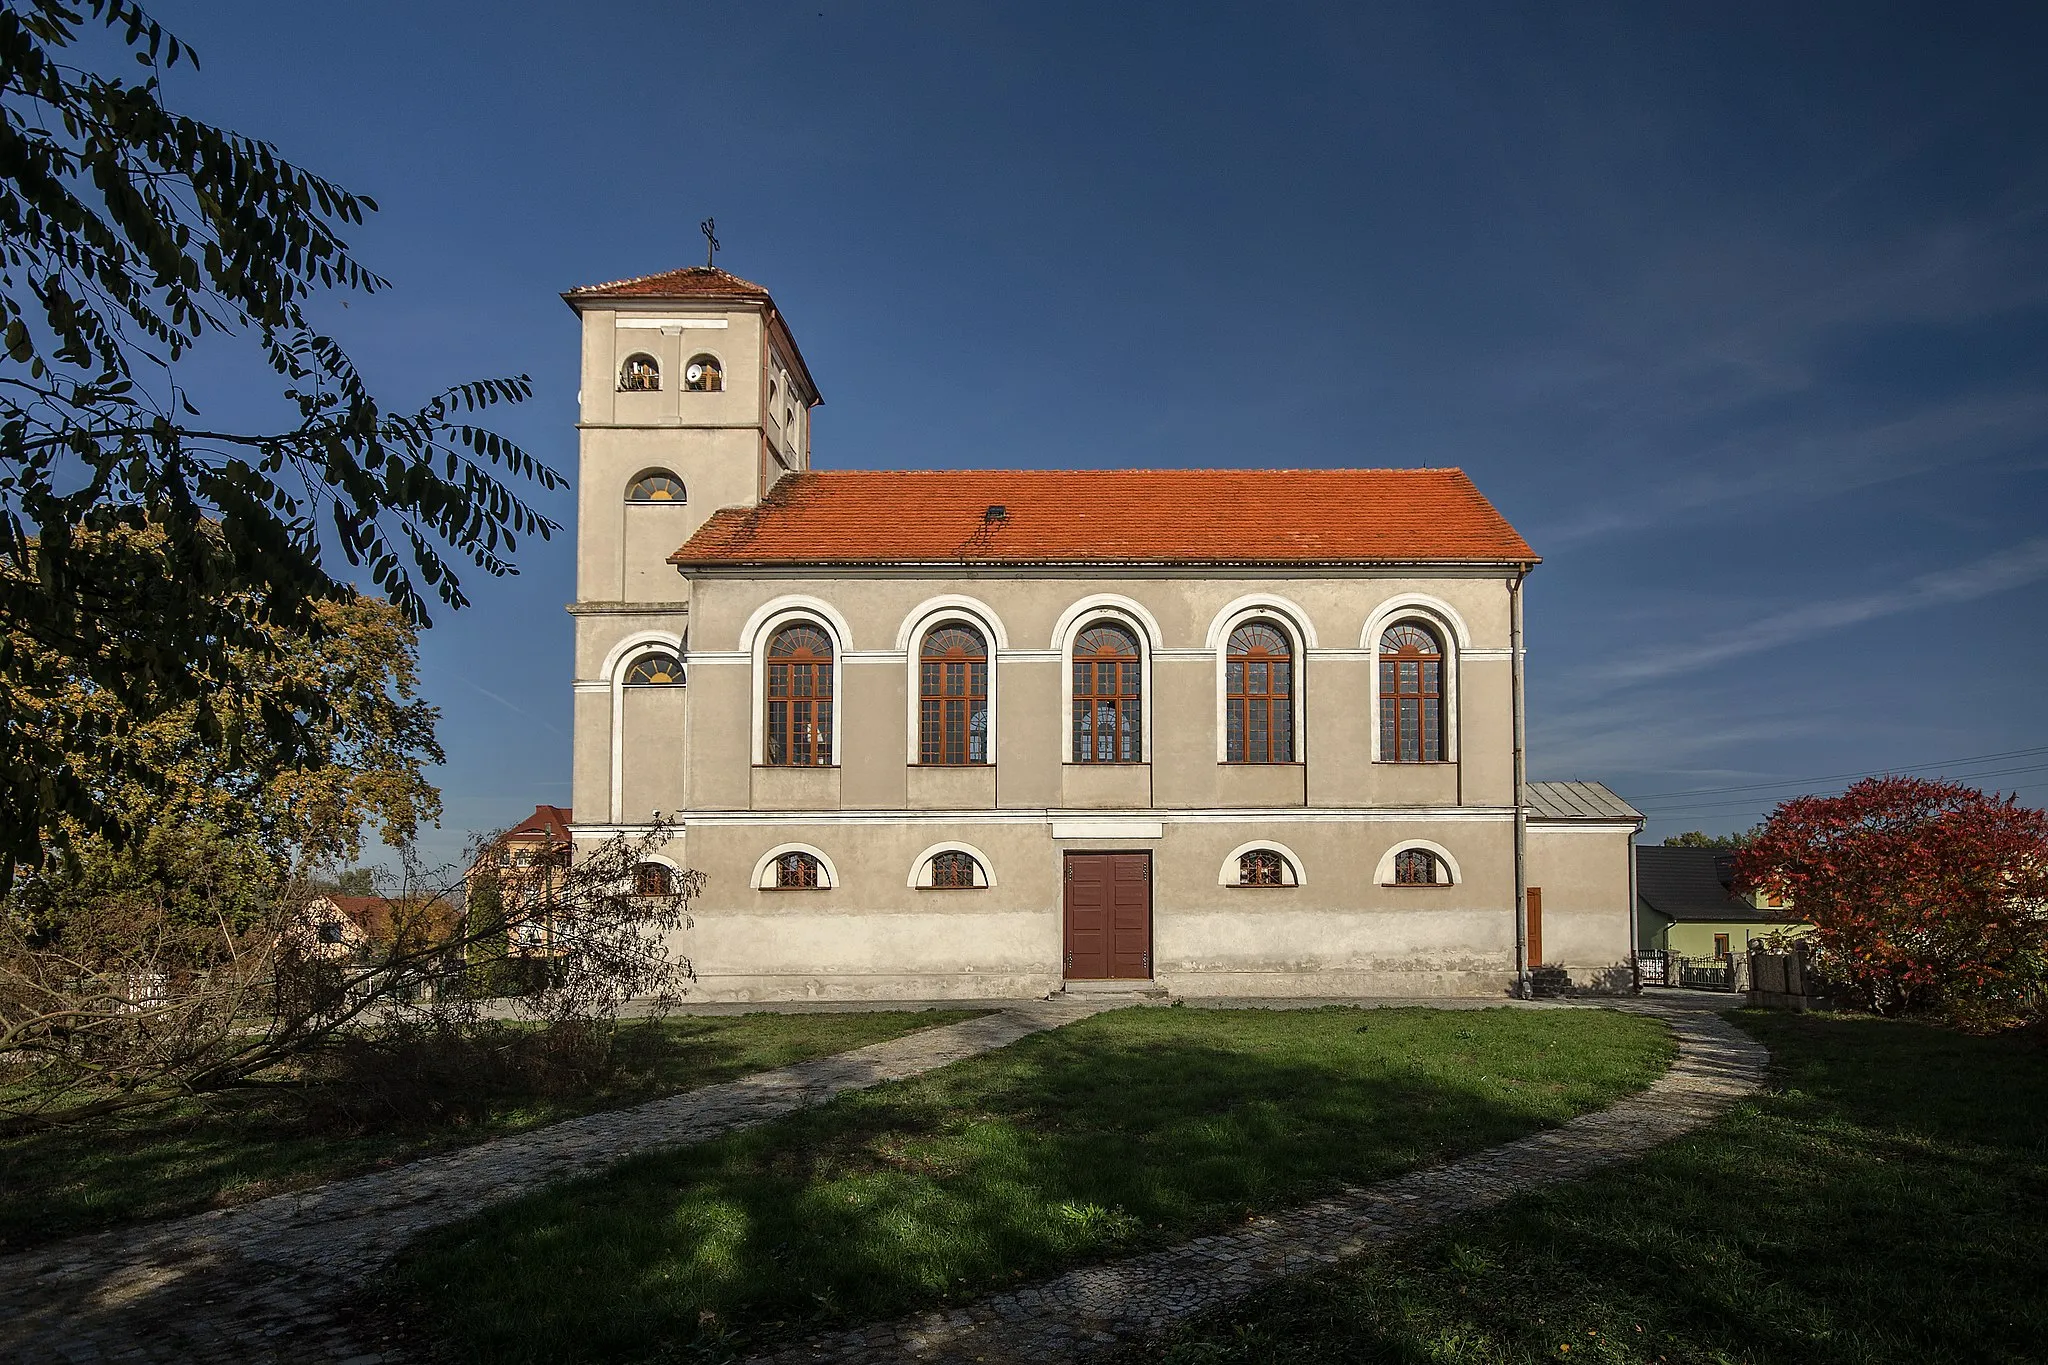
1596 536 2048 689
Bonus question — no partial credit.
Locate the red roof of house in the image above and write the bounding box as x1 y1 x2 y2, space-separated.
505 805 574 842
563 265 773 304
672 469 1537 567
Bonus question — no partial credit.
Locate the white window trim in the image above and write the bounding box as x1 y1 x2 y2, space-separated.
1055 597 1159 767
604 631 684 824
741 597 853 767
907 840 996 888
751 842 839 890
1361 597 1467 764
1218 839 1306 887
1208 600 1311 765
1374 839 1462 886
897 597 1008 766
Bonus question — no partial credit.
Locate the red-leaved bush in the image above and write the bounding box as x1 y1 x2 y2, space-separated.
1737 776 2048 1022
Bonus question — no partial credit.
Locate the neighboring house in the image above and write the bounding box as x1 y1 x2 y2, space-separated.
1636 845 1803 957
561 262 1642 999
298 894 457 961
467 804 576 954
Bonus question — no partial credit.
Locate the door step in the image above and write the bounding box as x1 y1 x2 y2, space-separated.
1057 980 1171 1000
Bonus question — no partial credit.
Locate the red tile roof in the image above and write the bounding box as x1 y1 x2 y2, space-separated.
563 265 773 303
505 805 574 842
672 469 1537 567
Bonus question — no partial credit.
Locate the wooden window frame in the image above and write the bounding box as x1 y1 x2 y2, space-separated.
764 625 834 767
1378 623 1444 764
918 625 989 766
1071 622 1143 764
1225 621 1295 764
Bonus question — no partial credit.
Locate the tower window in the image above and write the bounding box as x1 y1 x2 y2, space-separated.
623 652 684 686
684 355 723 392
619 353 660 392
626 470 685 502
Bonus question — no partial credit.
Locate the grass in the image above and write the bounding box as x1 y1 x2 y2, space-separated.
0 1007 981 1252
386 1005 1673 1363
1122 1010 2048 1365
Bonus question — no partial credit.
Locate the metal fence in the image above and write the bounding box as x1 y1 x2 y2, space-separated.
1637 951 1741 993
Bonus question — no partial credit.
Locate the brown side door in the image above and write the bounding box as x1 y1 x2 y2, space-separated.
1064 852 1152 980
1526 885 1544 968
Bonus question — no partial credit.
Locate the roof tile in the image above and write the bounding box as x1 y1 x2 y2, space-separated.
672 469 1537 567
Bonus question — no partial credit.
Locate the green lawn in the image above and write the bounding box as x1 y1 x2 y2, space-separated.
388 1005 1673 1363
0 1008 981 1252
1124 1011 2048 1365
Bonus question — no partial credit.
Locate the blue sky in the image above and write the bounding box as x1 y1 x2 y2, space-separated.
147 1 2048 863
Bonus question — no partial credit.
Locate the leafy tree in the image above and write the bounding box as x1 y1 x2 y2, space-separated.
1663 828 1759 849
323 867 378 897
1738 777 2048 1020
0 0 560 889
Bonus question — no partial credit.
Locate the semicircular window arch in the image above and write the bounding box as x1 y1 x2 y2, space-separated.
623 652 684 686
626 470 686 502
684 354 723 392
618 353 660 392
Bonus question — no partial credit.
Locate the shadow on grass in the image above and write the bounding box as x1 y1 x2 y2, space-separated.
1122 1010 2048 1365
388 1006 1672 1363
0 1008 982 1252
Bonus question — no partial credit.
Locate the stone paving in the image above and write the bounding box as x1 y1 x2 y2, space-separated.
0 997 1766 1365
747 1001 1768 1365
0 1001 1114 1365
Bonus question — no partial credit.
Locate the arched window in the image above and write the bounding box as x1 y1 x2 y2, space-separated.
920 625 989 765
1238 849 1286 886
627 470 685 502
766 624 834 766
1394 848 1447 885
775 851 822 888
619 353 660 392
1379 623 1443 763
683 354 723 392
1226 622 1294 763
1072 622 1142 763
929 851 980 888
634 862 674 896
623 652 683 685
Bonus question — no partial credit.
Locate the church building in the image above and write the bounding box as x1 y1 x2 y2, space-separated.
562 263 1642 1000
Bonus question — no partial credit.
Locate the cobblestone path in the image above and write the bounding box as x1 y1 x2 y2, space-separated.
749 1003 1768 1365
0 1001 1114 1365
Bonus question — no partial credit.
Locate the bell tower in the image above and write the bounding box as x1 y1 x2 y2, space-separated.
562 264 821 604
563 263 821 830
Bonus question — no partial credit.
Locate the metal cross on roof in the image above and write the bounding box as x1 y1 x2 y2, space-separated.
700 217 719 268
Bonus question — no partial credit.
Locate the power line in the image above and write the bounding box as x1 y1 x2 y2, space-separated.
1625 744 2048 802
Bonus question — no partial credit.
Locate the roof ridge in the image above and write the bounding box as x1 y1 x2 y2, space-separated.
566 264 772 297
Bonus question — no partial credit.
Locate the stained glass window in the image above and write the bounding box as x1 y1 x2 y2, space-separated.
920 625 989 764
1379 623 1443 763
1239 849 1286 886
1394 849 1445 885
627 470 685 502
624 652 683 685
618 353 660 392
766 626 833 766
683 354 723 392
774 851 822 888
929 851 979 888
1226 621 1294 763
1072 623 1141 763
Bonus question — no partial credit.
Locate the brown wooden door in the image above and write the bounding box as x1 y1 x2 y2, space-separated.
1064 852 1152 979
1526 886 1544 968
